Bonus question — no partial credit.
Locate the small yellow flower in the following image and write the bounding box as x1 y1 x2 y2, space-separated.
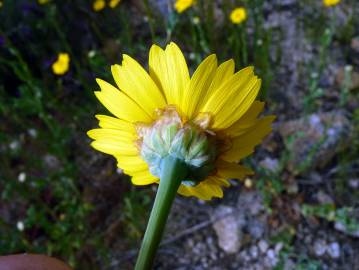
38 0 50 4
175 0 194 13
88 42 274 200
230 7 247 24
0 1 3 8
52 53 70 75
323 0 341 7
109 0 121 8
93 0 105 12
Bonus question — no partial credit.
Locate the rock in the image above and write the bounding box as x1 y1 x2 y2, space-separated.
351 37 359 52
275 242 284 253
264 249 278 268
259 157 280 173
313 239 327 257
348 179 359 189
327 242 340 259
315 191 334 204
43 154 61 170
335 66 359 91
237 191 265 216
249 245 259 258
334 222 359 238
278 111 352 174
247 219 265 239
258 240 269 253
212 206 242 254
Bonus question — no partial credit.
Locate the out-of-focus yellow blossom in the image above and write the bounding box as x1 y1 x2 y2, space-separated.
52 53 70 75
109 0 121 8
192 16 200 25
93 0 105 11
230 7 247 24
175 0 194 13
323 0 341 7
38 0 50 4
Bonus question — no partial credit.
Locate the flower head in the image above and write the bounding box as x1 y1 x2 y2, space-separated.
323 0 341 7
93 0 105 11
175 0 194 13
230 7 247 24
109 0 121 8
38 0 50 4
88 42 274 200
52 53 70 75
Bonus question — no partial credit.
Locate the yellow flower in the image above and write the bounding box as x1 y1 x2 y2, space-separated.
88 42 274 200
38 0 50 4
0 1 3 8
93 0 105 12
230 7 247 24
52 53 70 75
323 0 341 7
109 0 121 8
175 0 194 13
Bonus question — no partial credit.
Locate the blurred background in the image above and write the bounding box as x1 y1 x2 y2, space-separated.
0 0 358 269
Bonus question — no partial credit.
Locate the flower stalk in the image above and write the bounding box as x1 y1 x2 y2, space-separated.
134 156 188 270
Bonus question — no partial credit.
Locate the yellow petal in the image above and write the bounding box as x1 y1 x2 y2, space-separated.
131 170 158 185
95 78 152 123
220 115 275 162
87 128 135 141
200 66 257 129
95 114 136 133
216 159 254 180
198 59 235 109
111 55 166 116
149 42 190 107
222 101 265 137
90 141 138 156
116 155 149 174
207 175 230 187
178 180 223 200
218 78 261 129
88 128 138 156
181 54 217 118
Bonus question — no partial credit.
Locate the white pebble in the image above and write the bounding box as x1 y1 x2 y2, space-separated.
18 172 26 183
17 221 25 231
327 242 340 259
258 240 269 253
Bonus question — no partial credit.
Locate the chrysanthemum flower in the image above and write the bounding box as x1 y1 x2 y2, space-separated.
88 42 274 200
38 0 50 4
52 53 70 75
323 0 341 7
174 0 194 13
93 0 105 12
108 0 121 8
230 7 247 24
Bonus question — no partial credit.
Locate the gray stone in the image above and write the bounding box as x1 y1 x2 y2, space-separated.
278 111 352 173
327 242 340 259
259 157 280 173
247 219 265 239
249 245 259 258
313 239 327 257
212 206 242 254
334 222 359 238
258 240 269 253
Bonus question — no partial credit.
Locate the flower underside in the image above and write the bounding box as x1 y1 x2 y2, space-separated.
136 106 227 187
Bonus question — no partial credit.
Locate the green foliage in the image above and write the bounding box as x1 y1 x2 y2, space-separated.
301 204 359 233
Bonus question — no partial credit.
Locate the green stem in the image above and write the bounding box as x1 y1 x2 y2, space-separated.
134 156 188 270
